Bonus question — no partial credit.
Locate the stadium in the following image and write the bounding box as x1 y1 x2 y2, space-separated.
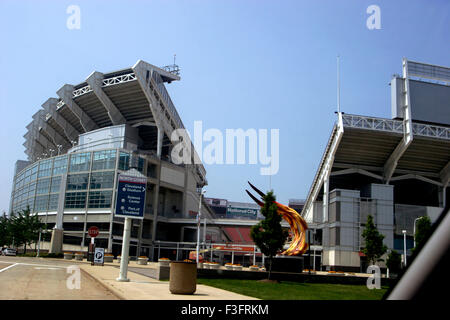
301 59 449 271
8 58 450 272
8 60 228 259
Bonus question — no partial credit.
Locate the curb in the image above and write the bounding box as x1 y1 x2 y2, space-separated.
79 265 127 300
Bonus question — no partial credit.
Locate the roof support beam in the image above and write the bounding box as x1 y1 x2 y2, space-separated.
333 162 442 179
390 174 443 187
440 162 450 187
33 110 71 150
331 168 383 180
86 71 126 125
383 58 414 184
57 84 98 132
42 98 81 142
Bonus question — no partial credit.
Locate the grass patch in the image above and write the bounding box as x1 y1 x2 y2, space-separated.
197 278 387 300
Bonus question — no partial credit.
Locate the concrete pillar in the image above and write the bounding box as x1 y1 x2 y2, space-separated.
49 228 63 254
323 177 329 223
438 186 446 208
156 127 163 158
49 174 66 253
150 163 162 260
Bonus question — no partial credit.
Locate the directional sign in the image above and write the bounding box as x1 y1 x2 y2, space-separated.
94 248 105 264
114 172 146 220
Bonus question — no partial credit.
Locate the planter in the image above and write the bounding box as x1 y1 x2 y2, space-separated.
232 265 243 271
74 253 83 261
104 255 114 263
249 266 259 271
138 257 148 265
169 261 197 295
159 259 170 267
64 253 73 260
225 264 233 270
209 263 220 270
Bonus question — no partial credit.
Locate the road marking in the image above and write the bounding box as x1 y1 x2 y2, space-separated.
34 267 62 270
0 261 66 269
0 263 19 273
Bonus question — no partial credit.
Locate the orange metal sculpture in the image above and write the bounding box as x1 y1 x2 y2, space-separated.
246 182 309 256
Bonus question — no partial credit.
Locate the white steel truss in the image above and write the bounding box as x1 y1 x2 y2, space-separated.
342 114 450 141
72 85 92 98
102 73 137 87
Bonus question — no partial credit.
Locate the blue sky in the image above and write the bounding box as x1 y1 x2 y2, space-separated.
0 0 448 212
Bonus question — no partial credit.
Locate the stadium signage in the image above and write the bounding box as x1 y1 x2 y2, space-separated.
226 206 258 218
114 172 146 220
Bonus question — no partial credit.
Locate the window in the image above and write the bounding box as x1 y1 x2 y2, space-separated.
50 176 62 193
90 171 114 189
53 155 68 175
48 194 59 210
67 174 89 191
69 152 91 172
28 182 36 197
118 152 130 170
30 163 38 181
38 159 53 178
34 195 49 212
36 178 51 195
147 163 157 178
138 157 145 173
64 192 87 209
92 150 116 171
88 190 113 208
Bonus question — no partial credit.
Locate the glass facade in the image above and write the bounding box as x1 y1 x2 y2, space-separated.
92 150 116 171
69 152 91 172
10 148 149 214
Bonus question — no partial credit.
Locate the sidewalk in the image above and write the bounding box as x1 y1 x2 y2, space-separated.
79 263 258 300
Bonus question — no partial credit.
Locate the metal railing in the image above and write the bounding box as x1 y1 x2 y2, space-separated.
343 114 450 140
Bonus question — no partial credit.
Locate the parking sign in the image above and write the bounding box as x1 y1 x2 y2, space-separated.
94 248 105 265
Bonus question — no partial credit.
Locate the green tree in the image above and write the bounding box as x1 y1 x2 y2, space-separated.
362 215 387 265
0 212 13 247
414 216 432 251
250 191 288 280
10 206 42 254
386 250 401 275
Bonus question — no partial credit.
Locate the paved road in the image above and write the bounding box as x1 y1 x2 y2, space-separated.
0 256 118 300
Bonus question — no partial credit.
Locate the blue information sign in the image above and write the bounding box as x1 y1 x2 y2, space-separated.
114 173 146 220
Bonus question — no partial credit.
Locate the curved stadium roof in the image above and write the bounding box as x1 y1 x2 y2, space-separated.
23 60 206 184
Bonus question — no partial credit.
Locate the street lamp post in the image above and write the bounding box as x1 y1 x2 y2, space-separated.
413 217 422 248
196 189 206 265
37 227 42 257
403 230 408 266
